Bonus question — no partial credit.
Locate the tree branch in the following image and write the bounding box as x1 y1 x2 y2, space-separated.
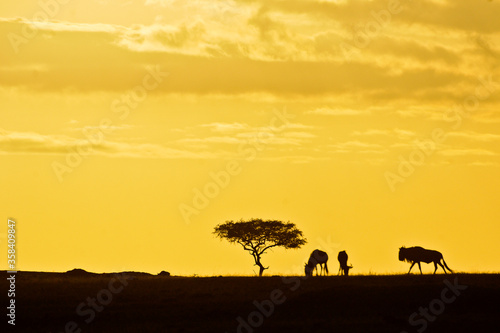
237 241 253 252
258 243 280 256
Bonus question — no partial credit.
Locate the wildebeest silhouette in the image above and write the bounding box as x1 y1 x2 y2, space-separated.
337 250 353 276
304 249 329 277
399 246 453 274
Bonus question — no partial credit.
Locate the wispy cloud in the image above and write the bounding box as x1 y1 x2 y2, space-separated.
0 129 213 159
352 128 416 139
472 112 500 124
328 140 387 154
0 130 73 154
306 107 369 116
144 0 176 6
352 129 391 136
68 125 135 132
468 161 500 167
177 136 242 145
330 141 383 149
447 131 500 142
1 4 486 98
199 122 249 132
282 131 316 139
440 149 497 157
174 121 317 150
234 133 306 146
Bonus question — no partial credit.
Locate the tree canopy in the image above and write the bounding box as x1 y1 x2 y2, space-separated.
213 218 307 276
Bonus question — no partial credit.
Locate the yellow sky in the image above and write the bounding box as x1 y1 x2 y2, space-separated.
1 0 499 275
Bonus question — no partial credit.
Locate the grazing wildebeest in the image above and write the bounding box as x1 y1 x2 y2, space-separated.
304 249 329 277
399 246 453 274
337 250 353 276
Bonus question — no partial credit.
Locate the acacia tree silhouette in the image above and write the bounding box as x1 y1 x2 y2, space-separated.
213 218 307 276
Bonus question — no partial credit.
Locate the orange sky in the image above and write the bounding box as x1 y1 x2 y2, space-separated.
1 0 499 276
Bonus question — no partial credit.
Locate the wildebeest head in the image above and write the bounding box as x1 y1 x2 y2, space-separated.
344 264 353 276
304 263 314 277
399 247 407 262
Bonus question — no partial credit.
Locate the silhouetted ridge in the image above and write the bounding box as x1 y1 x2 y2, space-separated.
66 268 90 275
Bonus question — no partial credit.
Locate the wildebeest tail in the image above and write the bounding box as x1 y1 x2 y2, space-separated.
442 258 453 273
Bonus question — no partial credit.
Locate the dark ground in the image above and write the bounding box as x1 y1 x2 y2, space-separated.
2 271 499 333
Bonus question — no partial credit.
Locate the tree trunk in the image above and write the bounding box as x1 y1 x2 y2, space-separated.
254 255 267 277
258 264 266 277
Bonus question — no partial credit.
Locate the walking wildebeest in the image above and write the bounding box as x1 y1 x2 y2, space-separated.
399 246 453 274
304 249 329 277
337 250 353 276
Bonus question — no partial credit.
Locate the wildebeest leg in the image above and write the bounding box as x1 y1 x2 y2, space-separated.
433 262 438 274
408 262 415 274
437 261 447 274
418 262 423 275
